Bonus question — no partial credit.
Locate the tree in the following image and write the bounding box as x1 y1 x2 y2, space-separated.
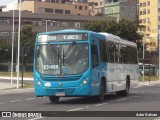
21 24 36 47
20 24 37 63
83 19 143 49
0 39 11 62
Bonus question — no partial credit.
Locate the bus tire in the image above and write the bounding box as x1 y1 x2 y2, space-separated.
97 79 106 102
49 96 59 103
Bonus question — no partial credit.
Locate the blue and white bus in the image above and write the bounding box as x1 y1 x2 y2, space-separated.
34 29 139 103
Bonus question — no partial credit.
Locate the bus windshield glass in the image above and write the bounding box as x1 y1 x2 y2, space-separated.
36 43 89 76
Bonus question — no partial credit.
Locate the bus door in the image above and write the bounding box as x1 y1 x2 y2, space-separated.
91 39 101 95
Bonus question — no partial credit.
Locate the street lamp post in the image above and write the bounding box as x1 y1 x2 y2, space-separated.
158 30 160 80
42 19 55 32
11 2 15 84
143 33 145 83
17 0 22 89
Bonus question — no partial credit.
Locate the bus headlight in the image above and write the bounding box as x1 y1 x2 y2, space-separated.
37 81 41 85
36 79 41 86
81 78 89 85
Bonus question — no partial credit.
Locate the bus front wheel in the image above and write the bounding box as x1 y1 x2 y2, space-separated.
49 96 59 103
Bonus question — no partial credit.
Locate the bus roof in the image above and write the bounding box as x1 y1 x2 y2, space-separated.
38 29 95 35
99 32 137 47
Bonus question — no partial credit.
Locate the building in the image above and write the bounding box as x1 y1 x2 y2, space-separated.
0 10 115 41
2 0 89 16
88 0 105 16
139 0 158 51
0 10 115 71
104 0 138 21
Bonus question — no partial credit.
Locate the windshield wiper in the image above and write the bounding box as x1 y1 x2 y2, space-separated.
63 41 76 57
48 44 60 58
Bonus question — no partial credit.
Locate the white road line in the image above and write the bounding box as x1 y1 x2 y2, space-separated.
150 92 160 94
144 96 151 99
0 102 4 104
115 98 128 102
94 102 108 107
10 100 22 103
85 106 90 108
67 107 84 111
28 117 44 120
153 117 160 120
129 96 141 98
25 98 35 101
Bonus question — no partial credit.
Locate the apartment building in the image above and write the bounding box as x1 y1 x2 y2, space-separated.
2 0 89 16
104 0 138 21
0 10 115 40
139 0 158 51
88 0 105 16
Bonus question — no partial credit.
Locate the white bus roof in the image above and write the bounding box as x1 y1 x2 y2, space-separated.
99 32 137 47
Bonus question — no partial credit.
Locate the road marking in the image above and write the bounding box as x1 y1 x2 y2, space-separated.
85 106 90 108
0 102 4 104
25 98 35 101
150 92 160 94
153 117 160 120
94 102 108 107
67 107 84 111
144 96 151 99
28 117 44 120
10 100 22 103
115 98 128 102
129 96 141 98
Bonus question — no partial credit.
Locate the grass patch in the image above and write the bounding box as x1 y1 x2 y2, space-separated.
20 83 34 88
0 72 33 78
139 76 159 81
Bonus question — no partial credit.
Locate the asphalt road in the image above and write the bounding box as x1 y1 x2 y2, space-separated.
0 83 160 120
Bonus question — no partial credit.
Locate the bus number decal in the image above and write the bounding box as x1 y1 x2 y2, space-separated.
48 36 57 41
43 65 59 70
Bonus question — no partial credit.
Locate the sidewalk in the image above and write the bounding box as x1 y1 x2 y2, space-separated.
138 79 160 86
0 77 34 94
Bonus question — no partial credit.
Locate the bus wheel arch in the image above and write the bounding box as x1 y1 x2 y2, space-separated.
116 76 130 96
126 75 130 90
122 75 130 96
98 77 106 102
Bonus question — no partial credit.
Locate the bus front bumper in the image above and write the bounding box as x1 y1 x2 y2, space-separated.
34 84 90 97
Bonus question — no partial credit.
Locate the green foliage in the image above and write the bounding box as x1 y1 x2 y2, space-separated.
0 39 11 62
83 19 143 49
20 24 37 63
21 24 36 47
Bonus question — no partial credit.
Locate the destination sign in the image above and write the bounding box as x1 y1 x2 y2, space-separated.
37 33 88 42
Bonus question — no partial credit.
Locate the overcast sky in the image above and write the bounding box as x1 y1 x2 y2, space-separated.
0 0 12 6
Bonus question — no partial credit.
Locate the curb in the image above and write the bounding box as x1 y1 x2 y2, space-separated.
0 88 34 95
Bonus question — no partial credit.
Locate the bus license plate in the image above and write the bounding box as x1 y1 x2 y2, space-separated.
55 92 65 96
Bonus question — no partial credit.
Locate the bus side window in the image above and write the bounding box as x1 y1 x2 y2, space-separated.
120 45 128 64
99 40 107 62
91 45 98 68
115 44 119 63
106 42 115 63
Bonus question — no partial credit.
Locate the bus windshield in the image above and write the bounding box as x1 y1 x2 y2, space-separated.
36 43 89 76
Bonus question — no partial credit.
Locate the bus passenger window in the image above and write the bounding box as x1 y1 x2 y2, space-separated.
106 42 115 63
91 45 98 68
99 40 107 62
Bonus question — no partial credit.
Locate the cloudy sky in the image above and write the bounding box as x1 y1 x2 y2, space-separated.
0 0 13 6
